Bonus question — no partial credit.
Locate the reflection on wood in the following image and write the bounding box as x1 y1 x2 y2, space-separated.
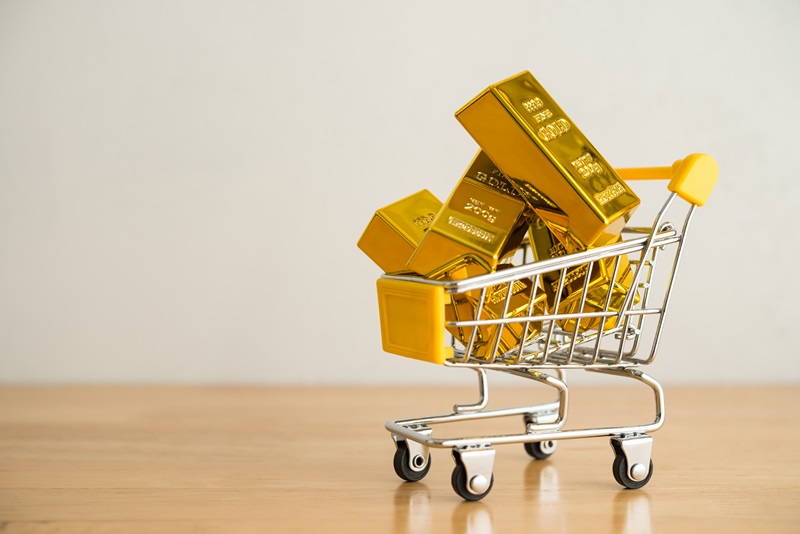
0 386 798 532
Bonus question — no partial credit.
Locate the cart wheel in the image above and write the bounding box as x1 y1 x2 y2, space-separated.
524 440 557 460
612 454 653 489
393 441 431 482
451 459 494 501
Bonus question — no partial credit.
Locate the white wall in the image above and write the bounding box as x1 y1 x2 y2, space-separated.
1 0 798 384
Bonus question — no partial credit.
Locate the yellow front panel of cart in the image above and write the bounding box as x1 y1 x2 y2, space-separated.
376 278 453 365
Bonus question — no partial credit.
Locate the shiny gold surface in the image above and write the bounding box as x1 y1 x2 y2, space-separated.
441 265 491 353
456 71 640 246
357 189 442 274
479 272 549 359
527 217 608 303
557 261 636 332
407 151 531 278
527 218 636 332
445 265 548 359
551 230 637 333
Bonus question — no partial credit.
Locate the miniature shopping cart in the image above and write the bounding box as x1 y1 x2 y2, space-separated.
377 154 717 501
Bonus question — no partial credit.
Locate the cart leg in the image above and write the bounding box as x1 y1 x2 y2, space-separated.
392 426 432 482
523 411 559 460
588 366 664 426
520 369 568 431
502 368 567 460
451 446 495 501
610 434 654 489
454 368 489 414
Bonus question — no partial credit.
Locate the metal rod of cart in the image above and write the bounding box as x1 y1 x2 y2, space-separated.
377 154 717 500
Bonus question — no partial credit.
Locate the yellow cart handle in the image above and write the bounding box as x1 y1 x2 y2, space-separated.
616 153 718 206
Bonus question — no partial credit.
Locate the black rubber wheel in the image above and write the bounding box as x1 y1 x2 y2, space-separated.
610 440 625 485
451 461 494 501
524 440 557 460
393 441 431 482
612 455 653 489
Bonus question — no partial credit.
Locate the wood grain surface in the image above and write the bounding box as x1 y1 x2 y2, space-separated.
1 384 798 533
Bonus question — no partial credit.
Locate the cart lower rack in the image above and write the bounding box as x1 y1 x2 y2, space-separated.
377 155 717 500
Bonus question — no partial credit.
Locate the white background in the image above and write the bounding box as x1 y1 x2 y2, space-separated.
1 0 798 385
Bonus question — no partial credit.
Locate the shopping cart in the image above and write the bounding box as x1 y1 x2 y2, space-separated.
377 154 717 500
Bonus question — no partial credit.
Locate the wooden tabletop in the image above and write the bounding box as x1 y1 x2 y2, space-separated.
1 384 798 533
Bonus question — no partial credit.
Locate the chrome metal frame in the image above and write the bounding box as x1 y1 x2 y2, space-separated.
385 190 698 497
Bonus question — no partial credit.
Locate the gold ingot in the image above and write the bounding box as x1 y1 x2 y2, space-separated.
557 261 637 333
407 150 531 278
445 291 488 351
455 71 640 247
444 265 548 360
527 215 613 306
357 189 442 274
440 263 494 352
527 216 638 333
479 274 549 359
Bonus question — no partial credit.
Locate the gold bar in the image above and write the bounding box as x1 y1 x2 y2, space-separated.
445 266 548 360
527 215 609 305
407 150 531 278
455 71 640 246
357 189 442 274
528 216 637 332
557 260 637 332
479 274 549 360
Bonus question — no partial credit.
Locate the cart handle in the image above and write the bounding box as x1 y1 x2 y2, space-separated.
616 153 718 207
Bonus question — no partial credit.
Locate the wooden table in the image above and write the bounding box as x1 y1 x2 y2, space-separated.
1 385 798 533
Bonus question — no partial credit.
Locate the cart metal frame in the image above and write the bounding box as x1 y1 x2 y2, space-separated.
380 158 715 500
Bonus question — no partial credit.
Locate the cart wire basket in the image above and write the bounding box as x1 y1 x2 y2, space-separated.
377 154 717 500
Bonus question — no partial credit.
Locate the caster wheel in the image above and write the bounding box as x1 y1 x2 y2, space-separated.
524 440 557 460
393 441 431 482
612 454 653 489
451 461 494 501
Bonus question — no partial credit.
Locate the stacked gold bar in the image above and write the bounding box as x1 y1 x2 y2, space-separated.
456 71 639 246
444 264 548 359
357 190 442 274
455 71 640 334
407 150 531 278
358 70 643 361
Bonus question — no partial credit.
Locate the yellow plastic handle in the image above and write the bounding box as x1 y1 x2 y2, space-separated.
616 154 718 206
